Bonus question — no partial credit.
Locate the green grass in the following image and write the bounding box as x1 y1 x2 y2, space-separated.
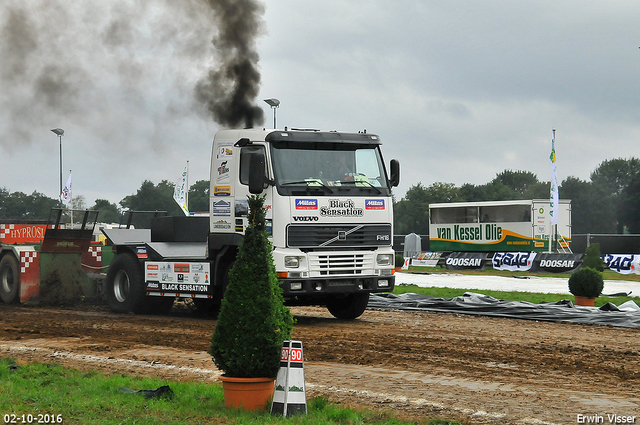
0 358 461 425
394 268 640 308
402 266 640 282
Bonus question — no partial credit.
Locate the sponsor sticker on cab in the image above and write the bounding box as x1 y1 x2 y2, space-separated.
295 199 318 210
365 199 385 210
214 185 231 196
217 144 233 159
212 200 231 216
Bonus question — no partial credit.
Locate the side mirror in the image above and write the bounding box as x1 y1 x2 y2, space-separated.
389 159 400 188
248 153 266 194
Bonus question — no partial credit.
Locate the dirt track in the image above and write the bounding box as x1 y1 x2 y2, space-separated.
1 301 639 424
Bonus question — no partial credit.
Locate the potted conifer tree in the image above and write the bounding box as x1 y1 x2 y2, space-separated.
209 194 293 411
582 243 606 272
568 267 604 307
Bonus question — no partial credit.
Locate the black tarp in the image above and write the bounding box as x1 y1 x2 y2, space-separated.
367 292 640 328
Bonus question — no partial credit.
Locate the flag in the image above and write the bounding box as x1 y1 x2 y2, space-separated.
549 132 558 226
60 171 72 204
173 165 189 216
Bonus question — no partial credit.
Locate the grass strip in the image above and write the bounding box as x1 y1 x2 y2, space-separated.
394 269 640 307
0 358 461 425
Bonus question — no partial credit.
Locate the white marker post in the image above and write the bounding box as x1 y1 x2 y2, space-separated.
271 340 307 416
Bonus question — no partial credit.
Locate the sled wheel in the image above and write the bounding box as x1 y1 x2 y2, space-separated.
0 254 20 304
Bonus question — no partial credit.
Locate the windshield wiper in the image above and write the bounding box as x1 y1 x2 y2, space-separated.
337 179 382 194
281 180 334 193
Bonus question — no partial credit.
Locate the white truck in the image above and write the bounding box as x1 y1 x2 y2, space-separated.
103 128 400 319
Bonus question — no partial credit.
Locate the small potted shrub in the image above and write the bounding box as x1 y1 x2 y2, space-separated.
568 267 604 307
209 194 293 410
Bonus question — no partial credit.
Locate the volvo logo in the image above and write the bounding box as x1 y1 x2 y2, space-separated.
293 216 319 222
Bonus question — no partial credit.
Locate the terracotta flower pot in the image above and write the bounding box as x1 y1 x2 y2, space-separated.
219 376 275 411
574 296 596 307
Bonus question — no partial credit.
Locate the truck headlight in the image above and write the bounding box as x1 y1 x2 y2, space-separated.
376 254 393 266
290 282 303 291
284 256 299 268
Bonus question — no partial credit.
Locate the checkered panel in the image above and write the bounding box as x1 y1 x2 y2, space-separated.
20 251 39 274
88 246 102 262
0 224 14 240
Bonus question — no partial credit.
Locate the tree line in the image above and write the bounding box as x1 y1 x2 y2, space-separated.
394 158 640 235
0 180 210 224
2 157 639 235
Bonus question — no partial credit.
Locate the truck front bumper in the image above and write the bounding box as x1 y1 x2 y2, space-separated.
279 274 395 298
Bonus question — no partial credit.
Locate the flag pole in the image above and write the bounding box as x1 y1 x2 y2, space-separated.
69 170 73 228
186 160 189 215
549 129 556 253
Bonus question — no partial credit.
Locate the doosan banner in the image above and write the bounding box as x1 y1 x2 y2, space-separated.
531 253 583 273
444 252 487 270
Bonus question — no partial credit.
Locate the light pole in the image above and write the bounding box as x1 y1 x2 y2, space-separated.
51 128 64 197
263 98 280 129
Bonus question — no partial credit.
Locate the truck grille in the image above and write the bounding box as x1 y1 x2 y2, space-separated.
309 252 375 277
287 224 391 248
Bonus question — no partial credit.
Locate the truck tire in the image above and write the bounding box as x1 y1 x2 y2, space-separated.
192 298 217 317
0 254 20 304
193 261 233 317
105 253 147 314
149 297 174 315
326 292 370 320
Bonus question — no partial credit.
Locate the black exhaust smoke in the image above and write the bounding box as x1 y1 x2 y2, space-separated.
0 1 266 149
195 0 266 129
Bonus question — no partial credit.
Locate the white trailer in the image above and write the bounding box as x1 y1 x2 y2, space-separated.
429 199 571 252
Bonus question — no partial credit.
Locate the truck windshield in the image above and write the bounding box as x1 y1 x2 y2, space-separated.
270 142 390 196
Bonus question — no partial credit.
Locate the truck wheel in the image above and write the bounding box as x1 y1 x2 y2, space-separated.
192 298 219 317
326 292 370 320
194 261 233 317
0 254 20 304
149 297 174 315
105 253 147 314
218 261 234 299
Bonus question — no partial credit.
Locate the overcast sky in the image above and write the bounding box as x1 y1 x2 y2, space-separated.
2 0 640 207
